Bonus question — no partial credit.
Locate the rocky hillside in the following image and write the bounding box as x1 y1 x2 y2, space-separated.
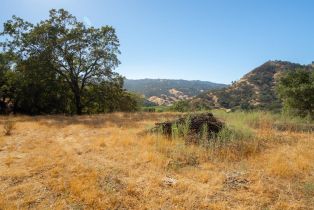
193 61 313 110
124 79 227 105
147 88 192 106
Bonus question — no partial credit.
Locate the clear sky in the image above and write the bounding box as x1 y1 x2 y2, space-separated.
1 0 314 84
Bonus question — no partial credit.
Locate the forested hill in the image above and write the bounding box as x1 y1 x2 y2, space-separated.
192 61 314 110
124 79 227 97
124 79 227 105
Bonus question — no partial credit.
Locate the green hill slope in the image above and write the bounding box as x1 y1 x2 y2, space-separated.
193 61 313 110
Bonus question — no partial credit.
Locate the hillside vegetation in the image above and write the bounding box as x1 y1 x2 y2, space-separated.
193 61 313 110
124 79 227 105
0 111 313 209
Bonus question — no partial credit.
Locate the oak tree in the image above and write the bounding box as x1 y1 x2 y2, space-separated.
1 9 121 114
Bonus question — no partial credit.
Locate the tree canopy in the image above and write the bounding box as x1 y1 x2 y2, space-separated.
0 9 140 115
276 69 314 119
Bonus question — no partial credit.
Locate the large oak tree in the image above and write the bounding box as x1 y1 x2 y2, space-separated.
1 9 121 114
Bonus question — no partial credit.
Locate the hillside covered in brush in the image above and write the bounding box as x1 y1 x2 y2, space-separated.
193 61 313 110
124 79 227 105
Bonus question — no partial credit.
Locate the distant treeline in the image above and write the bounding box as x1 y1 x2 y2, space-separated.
0 9 140 115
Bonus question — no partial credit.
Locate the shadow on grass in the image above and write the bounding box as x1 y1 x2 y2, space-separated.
0 112 180 129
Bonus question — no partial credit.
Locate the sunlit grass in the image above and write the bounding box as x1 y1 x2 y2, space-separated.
0 111 313 209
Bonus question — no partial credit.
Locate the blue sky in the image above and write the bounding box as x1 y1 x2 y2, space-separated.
1 0 314 84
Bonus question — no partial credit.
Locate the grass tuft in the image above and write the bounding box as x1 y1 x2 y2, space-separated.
3 119 15 136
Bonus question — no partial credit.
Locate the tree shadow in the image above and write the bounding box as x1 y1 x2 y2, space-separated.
0 112 180 129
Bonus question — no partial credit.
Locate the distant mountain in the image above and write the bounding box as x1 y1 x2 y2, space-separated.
192 60 313 110
124 79 227 105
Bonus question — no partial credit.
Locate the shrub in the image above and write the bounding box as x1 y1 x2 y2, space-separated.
152 112 224 144
3 120 15 136
142 107 156 112
170 100 191 112
276 69 314 119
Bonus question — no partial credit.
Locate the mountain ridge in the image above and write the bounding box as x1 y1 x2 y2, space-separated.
192 60 313 110
124 78 227 105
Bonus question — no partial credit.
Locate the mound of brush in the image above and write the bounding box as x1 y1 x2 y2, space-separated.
151 112 224 144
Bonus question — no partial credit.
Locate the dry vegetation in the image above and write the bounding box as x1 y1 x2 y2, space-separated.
0 111 313 209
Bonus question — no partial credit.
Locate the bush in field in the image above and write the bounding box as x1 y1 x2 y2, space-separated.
276 69 314 119
153 112 224 144
3 120 15 136
142 107 156 112
170 100 191 112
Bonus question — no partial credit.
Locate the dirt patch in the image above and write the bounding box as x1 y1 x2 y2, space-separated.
223 172 250 190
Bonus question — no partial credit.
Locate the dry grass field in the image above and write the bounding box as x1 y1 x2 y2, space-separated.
0 111 313 209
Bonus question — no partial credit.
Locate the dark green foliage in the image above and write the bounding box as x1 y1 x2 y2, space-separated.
142 107 156 112
189 98 212 111
0 9 139 115
169 98 212 112
142 105 169 112
0 53 17 114
13 56 73 114
276 69 314 119
124 79 227 97
170 100 191 112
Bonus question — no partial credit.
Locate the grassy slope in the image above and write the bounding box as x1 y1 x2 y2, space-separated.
0 112 313 209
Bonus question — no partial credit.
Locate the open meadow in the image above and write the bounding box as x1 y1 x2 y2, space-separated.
0 111 313 209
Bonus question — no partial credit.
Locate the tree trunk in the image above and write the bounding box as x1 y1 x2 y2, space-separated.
74 91 82 115
72 83 83 115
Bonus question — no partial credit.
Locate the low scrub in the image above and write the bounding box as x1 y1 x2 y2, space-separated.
152 111 265 160
201 110 313 160
3 120 15 136
152 112 223 143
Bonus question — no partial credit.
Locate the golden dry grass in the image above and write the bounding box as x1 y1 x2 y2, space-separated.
0 112 313 209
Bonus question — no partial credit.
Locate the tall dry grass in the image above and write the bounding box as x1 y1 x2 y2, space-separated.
0 111 313 209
